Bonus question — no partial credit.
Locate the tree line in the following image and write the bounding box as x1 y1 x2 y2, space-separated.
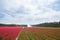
33 21 60 27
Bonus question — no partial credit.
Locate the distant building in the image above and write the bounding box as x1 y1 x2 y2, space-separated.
27 24 32 27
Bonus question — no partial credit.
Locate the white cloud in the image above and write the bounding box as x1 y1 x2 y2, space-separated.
0 0 60 24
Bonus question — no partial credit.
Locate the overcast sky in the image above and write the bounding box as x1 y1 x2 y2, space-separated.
0 0 60 25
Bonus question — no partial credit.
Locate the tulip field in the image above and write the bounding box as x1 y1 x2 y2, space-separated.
0 26 60 40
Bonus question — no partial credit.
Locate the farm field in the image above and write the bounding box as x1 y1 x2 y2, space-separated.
0 26 60 40
18 27 60 40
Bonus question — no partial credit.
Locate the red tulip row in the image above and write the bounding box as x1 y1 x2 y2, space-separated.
0 27 23 40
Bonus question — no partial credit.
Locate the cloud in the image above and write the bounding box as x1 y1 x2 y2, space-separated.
0 0 60 24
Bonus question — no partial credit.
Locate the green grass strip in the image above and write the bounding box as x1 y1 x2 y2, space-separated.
23 30 35 40
17 37 24 40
